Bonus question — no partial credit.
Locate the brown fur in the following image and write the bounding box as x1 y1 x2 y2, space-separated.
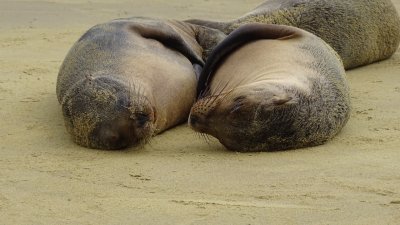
186 0 400 69
57 17 225 150
188 24 351 152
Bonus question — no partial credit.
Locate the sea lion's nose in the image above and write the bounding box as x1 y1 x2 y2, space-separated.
107 134 118 142
102 129 130 149
92 118 135 150
189 115 199 125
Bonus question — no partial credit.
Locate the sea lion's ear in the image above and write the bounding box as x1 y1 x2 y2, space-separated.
130 20 205 66
260 94 296 112
272 96 296 106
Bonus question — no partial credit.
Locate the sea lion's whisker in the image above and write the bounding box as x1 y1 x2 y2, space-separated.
215 82 229 97
192 130 204 142
138 84 145 105
199 86 211 99
199 132 204 140
127 79 138 109
218 88 236 105
133 82 140 104
203 133 213 145
200 132 211 145
212 77 227 94
196 132 203 141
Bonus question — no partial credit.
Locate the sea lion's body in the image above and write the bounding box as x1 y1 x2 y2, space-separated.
187 0 400 69
189 24 351 151
57 17 225 149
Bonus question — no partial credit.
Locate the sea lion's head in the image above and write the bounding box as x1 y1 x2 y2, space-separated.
189 23 352 151
189 82 298 151
61 76 156 150
189 23 303 151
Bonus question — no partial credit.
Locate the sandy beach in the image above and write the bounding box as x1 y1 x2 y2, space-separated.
0 0 399 224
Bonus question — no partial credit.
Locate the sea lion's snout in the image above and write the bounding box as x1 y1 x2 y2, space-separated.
189 114 199 126
189 84 302 151
188 95 221 134
89 108 155 150
188 113 209 134
61 76 156 150
92 118 134 149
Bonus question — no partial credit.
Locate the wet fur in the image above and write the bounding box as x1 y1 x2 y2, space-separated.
186 0 400 69
189 24 351 152
57 17 226 150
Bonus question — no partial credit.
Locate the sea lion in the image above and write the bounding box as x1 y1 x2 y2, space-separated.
188 23 351 152
187 0 400 69
56 17 225 150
